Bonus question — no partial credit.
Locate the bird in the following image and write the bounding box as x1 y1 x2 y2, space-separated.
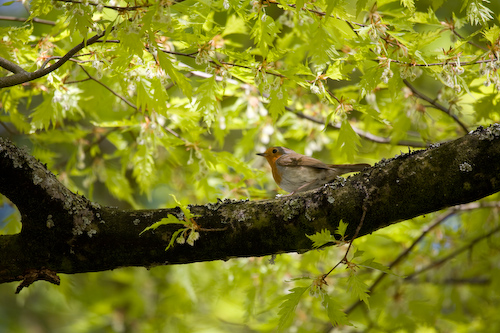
257 146 370 194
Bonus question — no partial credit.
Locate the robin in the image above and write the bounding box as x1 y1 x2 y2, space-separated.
257 146 370 194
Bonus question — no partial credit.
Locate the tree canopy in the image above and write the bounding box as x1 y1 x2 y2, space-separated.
1 0 500 332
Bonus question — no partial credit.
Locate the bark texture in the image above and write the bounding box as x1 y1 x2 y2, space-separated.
1 124 500 290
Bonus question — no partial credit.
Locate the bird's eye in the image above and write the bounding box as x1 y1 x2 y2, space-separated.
272 148 278 154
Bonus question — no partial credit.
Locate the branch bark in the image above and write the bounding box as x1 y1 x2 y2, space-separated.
0 30 108 88
1 124 500 291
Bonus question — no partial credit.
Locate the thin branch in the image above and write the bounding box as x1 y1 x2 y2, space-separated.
321 197 369 281
270 0 366 28
0 15 56 26
341 210 453 318
77 65 136 109
341 201 500 317
0 29 110 89
390 58 495 67
292 109 428 148
452 29 489 52
158 48 287 78
403 79 469 133
54 0 151 11
405 224 500 280
64 77 92 84
40 56 94 69
405 276 490 285
67 64 186 142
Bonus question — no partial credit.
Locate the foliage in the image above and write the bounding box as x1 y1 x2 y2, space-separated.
141 195 201 248
1 0 500 332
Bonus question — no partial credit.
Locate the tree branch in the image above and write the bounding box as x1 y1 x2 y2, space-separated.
340 201 500 319
0 16 56 26
1 124 500 291
0 57 27 75
0 30 109 89
291 109 429 148
54 0 152 11
403 79 469 133
404 224 500 280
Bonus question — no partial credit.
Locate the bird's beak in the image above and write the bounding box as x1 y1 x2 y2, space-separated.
256 152 266 157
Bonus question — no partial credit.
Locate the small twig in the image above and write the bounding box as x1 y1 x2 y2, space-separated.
342 201 500 316
67 64 187 143
405 276 490 285
321 204 368 281
158 48 287 78
403 79 469 133
54 0 152 11
452 29 488 52
390 58 495 67
405 224 500 280
292 109 428 148
269 0 366 28
41 56 94 70
343 210 453 316
0 15 56 26
65 77 92 84
78 65 137 109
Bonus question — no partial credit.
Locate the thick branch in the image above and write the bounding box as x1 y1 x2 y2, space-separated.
1 124 500 289
0 57 27 75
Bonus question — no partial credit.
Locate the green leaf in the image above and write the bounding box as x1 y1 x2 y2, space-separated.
325 63 343 81
28 0 53 19
278 286 309 331
306 229 336 248
352 249 365 260
132 144 156 194
268 82 289 121
335 220 348 238
90 120 136 128
400 0 415 11
321 292 351 327
136 79 152 112
194 75 220 128
309 23 339 70
140 215 186 235
358 258 404 277
295 0 305 14
359 65 385 97
347 271 370 307
104 167 138 208
31 97 55 130
222 15 248 36
356 0 369 17
250 14 281 56
335 120 360 162
482 25 500 44
165 228 187 250
157 51 193 100
169 194 199 223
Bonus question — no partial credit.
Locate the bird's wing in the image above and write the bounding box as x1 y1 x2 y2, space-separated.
276 153 331 169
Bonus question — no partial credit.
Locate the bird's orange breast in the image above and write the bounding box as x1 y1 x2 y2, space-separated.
268 155 282 185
